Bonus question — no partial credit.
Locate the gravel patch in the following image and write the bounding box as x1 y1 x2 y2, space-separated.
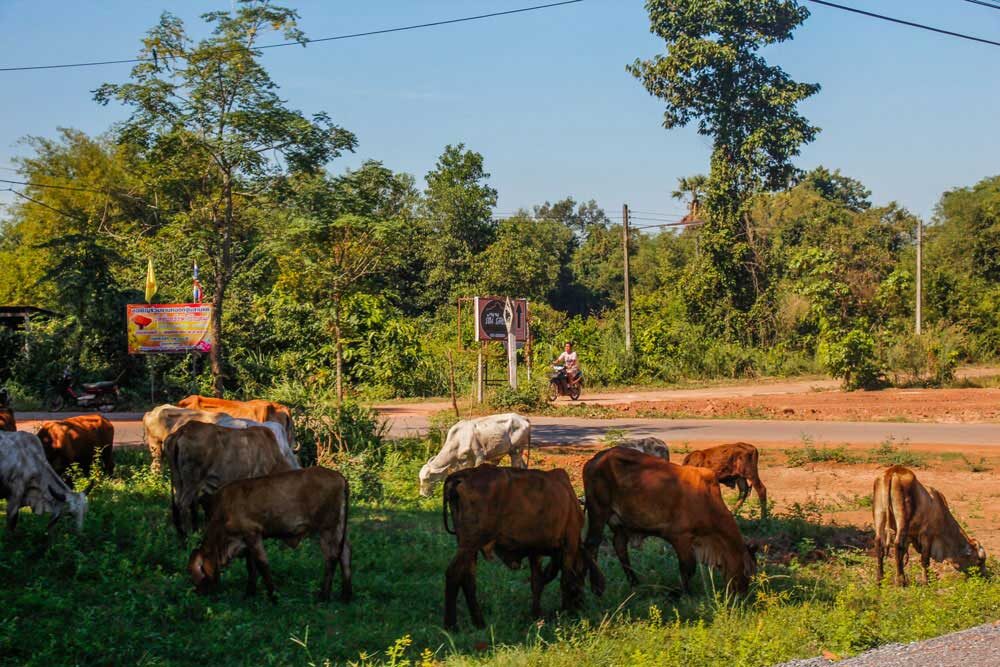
775 621 1000 667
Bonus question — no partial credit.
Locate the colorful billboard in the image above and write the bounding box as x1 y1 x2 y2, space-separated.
126 304 213 354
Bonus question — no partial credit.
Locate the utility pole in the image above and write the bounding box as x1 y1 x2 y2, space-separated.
622 203 632 352
915 218 922 335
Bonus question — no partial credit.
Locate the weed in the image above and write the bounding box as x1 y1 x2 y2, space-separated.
868 436 925 468
785 436 859 467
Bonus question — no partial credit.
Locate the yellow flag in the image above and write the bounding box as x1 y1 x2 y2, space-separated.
145 258 157 303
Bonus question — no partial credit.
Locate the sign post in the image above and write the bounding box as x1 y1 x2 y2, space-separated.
503 297 517 390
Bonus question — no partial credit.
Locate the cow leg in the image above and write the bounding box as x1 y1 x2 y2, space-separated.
541 556 560 585
445 547 478 630
612 528 639 586
893 532 909 587
338 537 353 603
244 552 258 598
672 538 697 595
6 496 21 533
319 529 352 602
461 555 485 628
874 534 885 584
530 555 545 618
100 444 115 477
919 542 932 585
247 535 277 602
732 477 750 514
752 478 768 519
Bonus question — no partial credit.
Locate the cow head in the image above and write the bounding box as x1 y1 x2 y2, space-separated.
951 539 988 577
188 548 220 594
418 461 434 497
67 491 88 532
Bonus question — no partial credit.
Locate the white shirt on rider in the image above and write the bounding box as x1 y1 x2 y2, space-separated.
556 350 578 371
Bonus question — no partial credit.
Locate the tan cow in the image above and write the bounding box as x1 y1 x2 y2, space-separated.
0 407 15 432
165 420 297 539
873 465 987 585
36 414 114 480
177 395 296 452
1 431 88 533
584 446 756 595
683 442 767 517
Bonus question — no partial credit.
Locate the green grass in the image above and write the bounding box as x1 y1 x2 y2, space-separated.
867 436 926 468
2 448 998 667
785 436 859 467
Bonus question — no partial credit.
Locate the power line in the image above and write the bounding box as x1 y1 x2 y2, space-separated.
0 1 584 73
961 0 1000 11
805 0 1000 48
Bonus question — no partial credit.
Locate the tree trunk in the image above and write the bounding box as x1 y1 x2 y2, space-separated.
334 293 343 405
210 269 227 397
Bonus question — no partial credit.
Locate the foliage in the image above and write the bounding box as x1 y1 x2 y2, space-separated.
884 324 964 387
785 437 859 467
818 327 886 391
487 377 547 413
868 437 926 468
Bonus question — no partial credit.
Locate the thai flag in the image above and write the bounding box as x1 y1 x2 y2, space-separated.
193 262 202 303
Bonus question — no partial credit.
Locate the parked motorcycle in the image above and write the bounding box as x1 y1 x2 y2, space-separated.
47 369 119 412
548 364 583 401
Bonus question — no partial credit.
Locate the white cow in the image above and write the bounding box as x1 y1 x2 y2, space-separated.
419 413 531 497
143 404 298 472
1 431 88 532
618 437 670 461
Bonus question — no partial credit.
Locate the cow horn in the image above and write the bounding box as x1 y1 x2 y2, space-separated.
48 485 66 503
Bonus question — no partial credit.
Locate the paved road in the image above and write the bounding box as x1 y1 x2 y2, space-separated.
18 408 1000 448
777 621 1000 667
381 412 1000 446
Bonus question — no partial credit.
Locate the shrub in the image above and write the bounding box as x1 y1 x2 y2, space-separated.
885 323 964 387
488 379 546 412
818 327 886 390
869 436 925 468
785 436 859 467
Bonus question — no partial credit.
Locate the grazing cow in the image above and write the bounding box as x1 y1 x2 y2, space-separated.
682 442 767 517
36 414 115 480
1 431 88 532
419 413 531 497
188 467 352 603
0 407 16 432
143 405 297 472
619 437 670 461
584 446 756 595
165 420 297 538
177 395 296 452
441 464 604 630
873 465 987 586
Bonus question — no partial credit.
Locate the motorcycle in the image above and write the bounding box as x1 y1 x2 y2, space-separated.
548 364 583 401
47 369 120 412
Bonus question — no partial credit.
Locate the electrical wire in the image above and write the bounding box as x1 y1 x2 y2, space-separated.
805 0 1000 47
961 0 1000 11
0 1 584 73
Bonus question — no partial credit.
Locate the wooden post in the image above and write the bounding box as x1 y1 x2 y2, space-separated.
457 298 463 350
504 297 517 390
623 203 633 352
915 218 923 336
447 350 460 418
476 342 485 404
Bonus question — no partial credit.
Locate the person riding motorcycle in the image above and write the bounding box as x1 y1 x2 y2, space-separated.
554 341 582 386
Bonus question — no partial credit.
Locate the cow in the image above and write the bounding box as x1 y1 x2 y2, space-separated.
873 465 987 586
441 464 604 630
1 431 88 532
584 446 756 596
177 395 296 453
165 420 298 539
36 414 114 480
143 405 297 473
619 437 670 461
419 413 531 497
188 467 352 603
0 407 15 432
682 442 767 518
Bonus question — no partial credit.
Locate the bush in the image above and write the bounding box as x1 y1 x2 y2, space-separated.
819 327 886 390
885 323 964 387
488 379 546 412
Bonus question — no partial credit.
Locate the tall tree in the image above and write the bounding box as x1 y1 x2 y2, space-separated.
95 1 356 395
421 144 498 306
671 174 708 218
629 0 819 337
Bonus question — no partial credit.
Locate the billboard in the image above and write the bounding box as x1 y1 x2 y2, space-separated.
127 304 214 354
474 297 528 342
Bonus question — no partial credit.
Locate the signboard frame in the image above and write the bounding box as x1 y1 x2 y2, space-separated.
473 296 529 342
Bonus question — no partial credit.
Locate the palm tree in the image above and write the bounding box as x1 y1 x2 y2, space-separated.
671 174 708 219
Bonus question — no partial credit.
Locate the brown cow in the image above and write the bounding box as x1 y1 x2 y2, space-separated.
584 446 756 595
873 465 987 586
177 395 296 451
165 420 296 538
188 467 352 603
36 414 114 480
682 442 767 517
0 407 16 432
441 464 604 630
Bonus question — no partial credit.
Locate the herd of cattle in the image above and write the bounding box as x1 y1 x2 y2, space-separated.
0 402 990 630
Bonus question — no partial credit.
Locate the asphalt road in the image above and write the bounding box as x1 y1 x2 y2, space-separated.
18 410 1000 449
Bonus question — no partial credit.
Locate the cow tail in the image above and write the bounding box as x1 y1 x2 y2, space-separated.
442 477 459 535
337 477 350 559
525 427 532 469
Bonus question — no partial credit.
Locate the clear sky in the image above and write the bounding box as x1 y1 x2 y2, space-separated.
1 0 998 221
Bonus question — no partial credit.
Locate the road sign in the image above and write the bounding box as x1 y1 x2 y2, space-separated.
474 296 528 342
126 303 213 354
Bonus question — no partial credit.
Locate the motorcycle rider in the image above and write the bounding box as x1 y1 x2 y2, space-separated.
554 341 582 386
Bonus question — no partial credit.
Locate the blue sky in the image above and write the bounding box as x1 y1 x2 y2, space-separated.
1 0 997 221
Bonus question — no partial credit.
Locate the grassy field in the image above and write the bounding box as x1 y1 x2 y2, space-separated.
1 447 998 667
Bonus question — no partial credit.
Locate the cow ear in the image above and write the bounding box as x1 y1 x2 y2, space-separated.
48 485 66 503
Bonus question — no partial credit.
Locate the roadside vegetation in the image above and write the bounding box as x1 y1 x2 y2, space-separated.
2 440 997 667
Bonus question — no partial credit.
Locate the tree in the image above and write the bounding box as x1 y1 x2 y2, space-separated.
421 144 498 306
798 166 871 212
629 0 820 336
671 174 708 218
533 197 610 236
95 1 356 395
473 214 574 301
